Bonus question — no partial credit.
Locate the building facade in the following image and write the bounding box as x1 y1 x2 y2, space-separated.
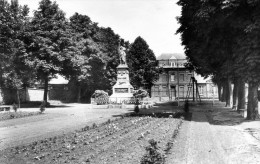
151 54 218 101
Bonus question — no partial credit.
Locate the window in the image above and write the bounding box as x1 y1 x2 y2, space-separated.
171 75 175 81
161 74 167 82
179 74 184 81
162 85 167 96
199 86 204 95
179 86 184 97
187 74 192 81
171 62 175 67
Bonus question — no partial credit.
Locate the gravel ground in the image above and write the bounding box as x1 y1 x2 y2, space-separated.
170 103 260 164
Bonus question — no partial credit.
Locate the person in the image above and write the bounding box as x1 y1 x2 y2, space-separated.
119 46 126 64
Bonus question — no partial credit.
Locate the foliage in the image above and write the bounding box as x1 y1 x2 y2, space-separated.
39 101 46 113
25 0 69 102
91 90 108 98
177 0 260 119
134 105 140 114
184 100 189 113
12 103 18 112
0 0 130 104
127 36 159 90
66 13 128 102
140 139 165 164
134 99 140 113
133 89 148 98
0 0 31 90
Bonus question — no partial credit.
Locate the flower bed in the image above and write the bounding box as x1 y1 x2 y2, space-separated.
0 111 41 121
0 113 185 164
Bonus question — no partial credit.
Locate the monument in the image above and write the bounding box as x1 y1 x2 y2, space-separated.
110 46 134 103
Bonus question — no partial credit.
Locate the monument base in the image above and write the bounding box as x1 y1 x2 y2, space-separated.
109 62 134 104
110 93 134 104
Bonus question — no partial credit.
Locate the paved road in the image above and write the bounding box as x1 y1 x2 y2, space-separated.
0 104 131 150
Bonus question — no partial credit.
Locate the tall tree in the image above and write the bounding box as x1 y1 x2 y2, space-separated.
127 36 159 95
177 0 259 119
66 13 125 102
0 0 31 104
27 0 69 102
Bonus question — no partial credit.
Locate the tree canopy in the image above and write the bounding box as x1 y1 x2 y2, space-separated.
177 0 260 119
127 36 159 93
0 0 158 104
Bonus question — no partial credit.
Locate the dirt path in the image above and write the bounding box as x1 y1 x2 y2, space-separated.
168 103 260 164
186 112 226 164
0 104 131 150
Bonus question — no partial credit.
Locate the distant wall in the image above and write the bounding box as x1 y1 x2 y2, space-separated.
28 89 45 101
48 84 68 102
0 88 30 104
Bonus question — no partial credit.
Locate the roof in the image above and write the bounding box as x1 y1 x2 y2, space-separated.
49 74 69 84
157 53 186 60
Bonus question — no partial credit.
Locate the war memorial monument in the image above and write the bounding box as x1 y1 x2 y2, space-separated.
110 46 134 103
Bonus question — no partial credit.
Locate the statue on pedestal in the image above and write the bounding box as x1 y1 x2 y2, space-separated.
119 46 126 65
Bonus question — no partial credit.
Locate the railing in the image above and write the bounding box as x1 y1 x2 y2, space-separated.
158 59 186 68
91 97 150 105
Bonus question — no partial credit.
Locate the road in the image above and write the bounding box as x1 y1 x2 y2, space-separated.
0 104 131 150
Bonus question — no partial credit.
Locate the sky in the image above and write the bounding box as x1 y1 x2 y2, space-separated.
17 0 184 57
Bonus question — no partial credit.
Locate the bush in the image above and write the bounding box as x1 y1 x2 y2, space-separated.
133 89 148 99
39 101 46 113
134 105 140 113
92 123 97 129
13 103 18 112
92 90 109 105
140 139 165 164
184 100 189 113
134 99 140 113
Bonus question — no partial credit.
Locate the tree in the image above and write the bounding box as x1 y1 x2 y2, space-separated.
0 0 31 104
26 0 69 102
66 13 127 102
177 0 260 119
127 36 159 95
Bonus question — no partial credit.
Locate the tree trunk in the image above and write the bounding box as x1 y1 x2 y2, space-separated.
232 79 238 110
43 76 49 102
16 89 20 108
218 83 222 101
77 85 81 103
247 82 259 120
222 80 226 102
225 77 232 107
237 79 246 110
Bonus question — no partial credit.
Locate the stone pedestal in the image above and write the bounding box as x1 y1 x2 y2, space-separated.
110 64 134 103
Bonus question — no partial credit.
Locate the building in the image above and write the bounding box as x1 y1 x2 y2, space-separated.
151 53 218 101
48 74 69 101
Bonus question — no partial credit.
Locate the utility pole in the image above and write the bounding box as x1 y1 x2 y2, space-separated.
177 59 180 106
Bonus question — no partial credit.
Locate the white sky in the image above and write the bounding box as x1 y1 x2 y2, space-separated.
17 0 184 56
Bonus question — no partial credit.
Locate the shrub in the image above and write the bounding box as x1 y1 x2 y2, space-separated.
13 103 18 112
134 105 140 114
82 126 90 132
133 89 148 99
39 101 46 113
184 100 189 113
91 90 109 105
140 139 165 164
92 123 97 129
10 114 15 119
